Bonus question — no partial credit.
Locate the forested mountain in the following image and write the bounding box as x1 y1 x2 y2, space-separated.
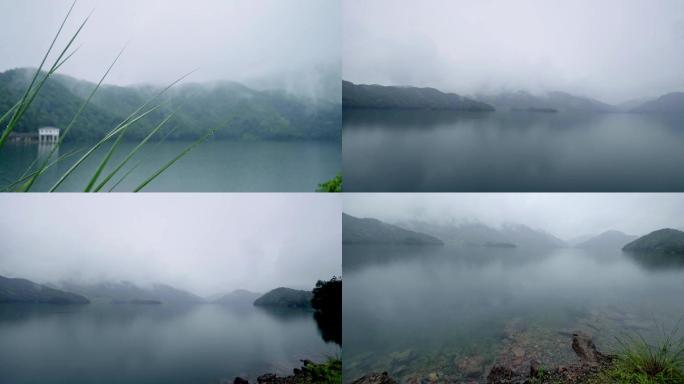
343 213 444 245
623 228 684 255
342 81 494 111
0 275 89 304
253 287 313 309
0 68 340 141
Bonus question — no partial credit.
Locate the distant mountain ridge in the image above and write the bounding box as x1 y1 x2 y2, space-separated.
343 213 445 245
623 228 684 255
630 92 684 113
0 68 340 141
0 275 89 304
55 281 204 304
399 221 565 248
342 81 495 111
213 289 261 306
475 90 617 112
575 230 637 250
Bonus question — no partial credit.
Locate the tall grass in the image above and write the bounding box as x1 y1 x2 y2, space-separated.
0 1 214 192
607 323 684 384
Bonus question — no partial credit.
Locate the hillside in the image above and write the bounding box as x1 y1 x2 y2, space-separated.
56 281 204 304
253 287 313 309
622 228 684 255
475 90 617 113
0 275 89 304
630 92 684 113
342 81 495 111
343 213 444 245
0 68 340 141
576 230 637 250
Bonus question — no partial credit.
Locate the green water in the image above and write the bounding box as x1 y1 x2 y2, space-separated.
0 140 340 192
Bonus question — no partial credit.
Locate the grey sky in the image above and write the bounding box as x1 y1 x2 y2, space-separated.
0 0 339 98
343 0 684 104
344 193 684 241
0 194 341 297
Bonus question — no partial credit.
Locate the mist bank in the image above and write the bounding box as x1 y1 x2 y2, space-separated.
342 81 684 114
1 68 341 142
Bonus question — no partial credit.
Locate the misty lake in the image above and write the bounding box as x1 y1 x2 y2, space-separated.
343 110 684 191
343 245 684 383
0 303 338 384
0 140 340 192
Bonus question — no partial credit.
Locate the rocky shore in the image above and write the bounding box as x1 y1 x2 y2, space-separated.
231 359 341 384
351 332 615 384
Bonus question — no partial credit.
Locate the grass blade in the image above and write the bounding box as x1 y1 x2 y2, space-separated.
93 111 176 192
107 124 180 192
48 104 162 192
2 148 83 192
133 128 215 192
22 47 124 192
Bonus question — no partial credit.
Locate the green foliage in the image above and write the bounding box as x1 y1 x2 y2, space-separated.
299 357 341 384
0 69 341 141
311 277 342 345
604 327 684 384
316 172 342 192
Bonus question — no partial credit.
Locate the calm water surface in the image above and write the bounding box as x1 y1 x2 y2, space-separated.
343 245 684 383
0 303 338 384
343 110 684 191
0 140 340 192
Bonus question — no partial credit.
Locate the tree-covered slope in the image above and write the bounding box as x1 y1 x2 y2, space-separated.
0 68 340 141
0 275 89 304
56 281 204 304
623 228 684 255
342 81 495 111
253 287 313 309
343 213 444 245
475 90 617 112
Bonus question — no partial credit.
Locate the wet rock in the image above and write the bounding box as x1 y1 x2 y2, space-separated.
256 373 277 383
571 332 603 366
456 355 486 378
389 349 415 365
351 372 398 384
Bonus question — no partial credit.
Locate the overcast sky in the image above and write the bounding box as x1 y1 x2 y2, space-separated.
344 193 684 241
0 194 341 297
343 0 684 104
0 0 339 98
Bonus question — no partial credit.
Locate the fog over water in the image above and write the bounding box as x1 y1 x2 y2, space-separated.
343 0 684 103
343 193 684 240
0 0 340 100
0 194 341 296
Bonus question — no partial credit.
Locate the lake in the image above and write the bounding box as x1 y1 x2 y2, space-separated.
343 244 684 383
0 303 339 384
0 140 340 192
343 110 684 191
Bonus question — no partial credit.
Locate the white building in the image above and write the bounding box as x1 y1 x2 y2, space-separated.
38 127 60 144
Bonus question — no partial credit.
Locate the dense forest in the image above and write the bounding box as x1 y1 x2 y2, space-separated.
0 68 340 141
